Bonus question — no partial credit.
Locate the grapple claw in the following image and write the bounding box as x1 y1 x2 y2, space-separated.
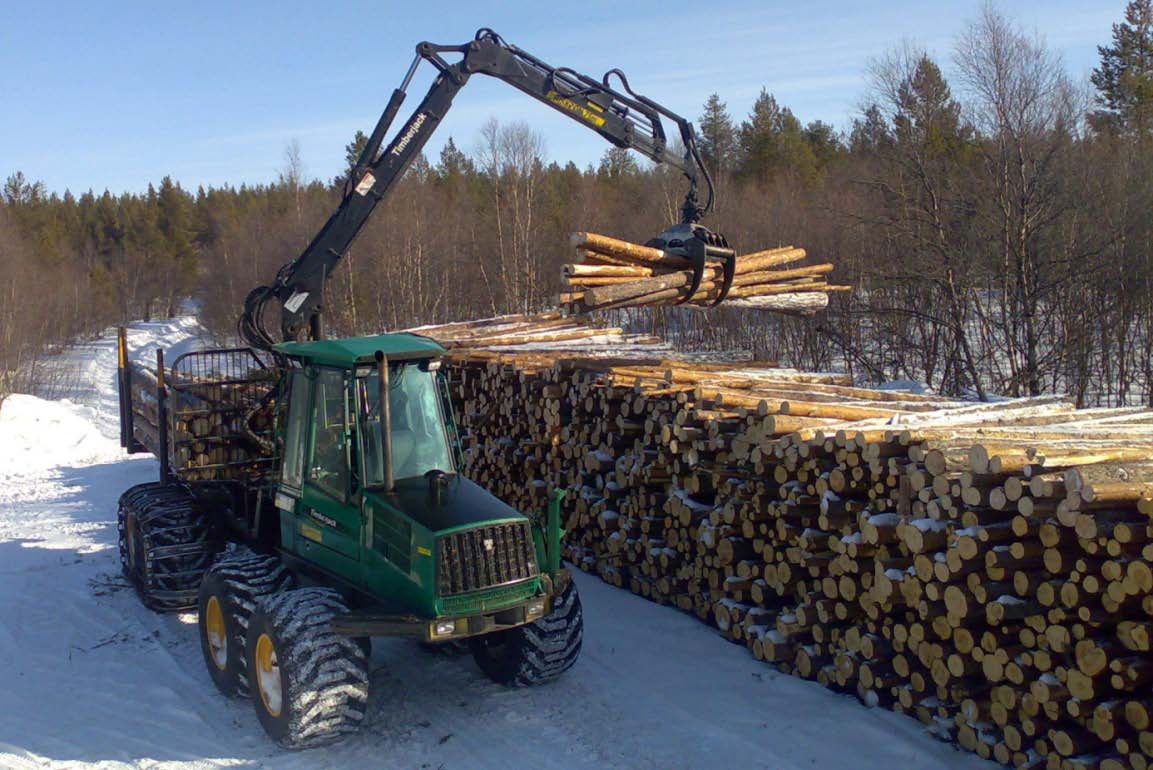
645 224 736 305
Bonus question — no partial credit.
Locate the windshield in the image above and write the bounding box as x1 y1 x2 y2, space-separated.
357 364 454 485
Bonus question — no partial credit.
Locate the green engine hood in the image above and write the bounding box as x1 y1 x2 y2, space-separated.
365 474 526 534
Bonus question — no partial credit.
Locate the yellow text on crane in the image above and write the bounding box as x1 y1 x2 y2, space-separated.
545 91 606 127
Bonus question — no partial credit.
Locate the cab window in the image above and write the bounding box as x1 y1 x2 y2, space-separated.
280 369 308 490
308 367 349 499
357 363 454 485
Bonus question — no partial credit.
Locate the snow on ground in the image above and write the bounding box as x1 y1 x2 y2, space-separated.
0 317 995 770
876 379 932 395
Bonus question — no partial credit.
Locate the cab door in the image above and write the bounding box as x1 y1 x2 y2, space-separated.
279 366 363 582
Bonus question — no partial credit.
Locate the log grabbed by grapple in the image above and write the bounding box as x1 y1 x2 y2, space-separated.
561 232 850 315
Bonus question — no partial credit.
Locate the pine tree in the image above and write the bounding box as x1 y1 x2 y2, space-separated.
736 89 816 181
86 191 125 320
893 56 967 156
156 176 196 316
803 120 842 170
737 89 783 179
849 104 894 155
1091 0 1153 135
596 147 639 180
436 137 474 182
697 93 736 176
120 186 163 319
345 130 369 171
3 172 44 205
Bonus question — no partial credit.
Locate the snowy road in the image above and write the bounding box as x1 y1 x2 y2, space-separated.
0 319 995 770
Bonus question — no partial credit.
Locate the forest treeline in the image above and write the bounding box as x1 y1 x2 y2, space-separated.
2 4 1152 405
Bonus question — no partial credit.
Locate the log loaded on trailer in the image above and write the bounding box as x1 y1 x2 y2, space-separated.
115 29 736 748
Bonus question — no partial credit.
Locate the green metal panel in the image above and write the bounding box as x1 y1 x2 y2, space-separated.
380 476 525 533
361 493 438 616
274 333 446 367
299 486 362 560
279 506 297 552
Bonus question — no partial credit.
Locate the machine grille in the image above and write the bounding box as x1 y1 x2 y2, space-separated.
437 520 537 596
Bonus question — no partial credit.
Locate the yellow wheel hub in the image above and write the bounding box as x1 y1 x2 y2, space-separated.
204 596 228 671
255 633 283 718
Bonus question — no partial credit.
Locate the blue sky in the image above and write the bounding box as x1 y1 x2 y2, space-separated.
0 0 1121 195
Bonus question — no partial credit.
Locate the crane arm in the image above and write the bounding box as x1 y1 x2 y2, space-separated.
239 29 733 350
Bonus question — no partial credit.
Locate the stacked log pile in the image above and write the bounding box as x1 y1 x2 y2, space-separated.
126 357 277 481
418 313 1153 770
560 232 850 315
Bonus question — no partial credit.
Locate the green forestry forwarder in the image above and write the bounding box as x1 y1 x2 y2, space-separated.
115 28 734 748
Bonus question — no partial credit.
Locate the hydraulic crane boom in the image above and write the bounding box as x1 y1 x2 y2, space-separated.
239 28 734 350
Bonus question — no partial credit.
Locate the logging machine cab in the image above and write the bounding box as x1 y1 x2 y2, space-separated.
270 333 565 639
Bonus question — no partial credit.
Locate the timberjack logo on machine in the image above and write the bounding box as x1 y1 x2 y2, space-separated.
390 113 428 157
545 91 606 127
310 509 339 529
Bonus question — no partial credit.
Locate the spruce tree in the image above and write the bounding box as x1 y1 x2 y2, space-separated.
697 93 736 176
1091 0 1153 135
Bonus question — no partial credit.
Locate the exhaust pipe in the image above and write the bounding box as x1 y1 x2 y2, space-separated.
374 350 394 492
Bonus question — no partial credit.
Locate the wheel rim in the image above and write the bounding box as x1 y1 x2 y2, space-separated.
204 596 228 671
255 633 283 717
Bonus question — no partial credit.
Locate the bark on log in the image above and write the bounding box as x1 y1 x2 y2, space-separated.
704 292 829 314
570 232 692 268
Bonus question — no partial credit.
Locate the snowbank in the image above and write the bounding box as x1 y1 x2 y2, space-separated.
0 394 122 476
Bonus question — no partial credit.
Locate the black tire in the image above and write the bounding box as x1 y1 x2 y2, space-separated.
117 482 216 612
470 579 583 686
197 548 295 698
245 588 369 749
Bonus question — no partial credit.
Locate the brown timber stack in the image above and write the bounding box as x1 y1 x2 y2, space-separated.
415 312 1153 770
126 355 277 482
559 232 850 315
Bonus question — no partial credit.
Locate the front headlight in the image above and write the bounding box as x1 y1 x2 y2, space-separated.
525 598 546 620
430 619 456 638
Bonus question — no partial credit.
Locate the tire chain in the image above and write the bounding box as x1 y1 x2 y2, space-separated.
117 482 217 611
